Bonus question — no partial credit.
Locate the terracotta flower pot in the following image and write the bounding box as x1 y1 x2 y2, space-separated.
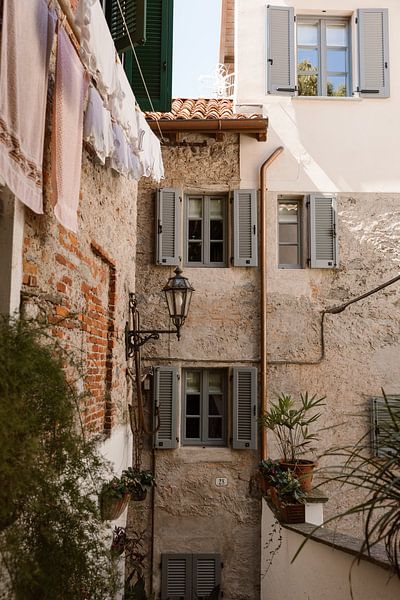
100 492 130 521
131 488 147 502
278 502 305 524
280 459 316 492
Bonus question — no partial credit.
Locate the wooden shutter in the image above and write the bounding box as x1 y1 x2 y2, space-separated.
123 0 173 111
233 190 258 267
232 368 257 450
106 0 146 52
161 554 191 600
309 195 338 268
156 189 181 265
266 6 295 95
371 396 400 458
357 9 390 98
154 366 178 449
193 555 221 600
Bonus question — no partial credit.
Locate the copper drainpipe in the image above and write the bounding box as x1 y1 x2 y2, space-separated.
260 147 284 460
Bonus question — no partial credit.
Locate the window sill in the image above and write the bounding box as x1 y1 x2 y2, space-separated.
177 447 235 463
292 95 362 102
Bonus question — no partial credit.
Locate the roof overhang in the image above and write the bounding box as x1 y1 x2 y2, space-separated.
146 117 268 142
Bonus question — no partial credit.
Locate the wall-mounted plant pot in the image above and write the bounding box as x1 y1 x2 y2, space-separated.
280 460 316 492
131 488 147 502
100 492 130 521
278 502 305 524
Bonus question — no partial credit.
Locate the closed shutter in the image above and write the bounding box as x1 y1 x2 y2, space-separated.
154 366 178 449
123 0 173 111
232 368 257 450
371 396 400 458
106 0 146 52
233 190 258 267
193 555 221 600
156 188 181 265
161 554 191 600
266 5 295 95
357 9 390 98
309 195 338 268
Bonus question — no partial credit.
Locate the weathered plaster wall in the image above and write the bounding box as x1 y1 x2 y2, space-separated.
132 133 262 600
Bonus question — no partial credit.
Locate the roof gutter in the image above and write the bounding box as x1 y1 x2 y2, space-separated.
147 118 268 140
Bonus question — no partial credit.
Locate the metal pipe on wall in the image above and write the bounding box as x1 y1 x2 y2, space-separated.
259 146 284 461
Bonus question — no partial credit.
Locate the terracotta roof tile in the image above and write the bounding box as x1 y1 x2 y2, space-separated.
145 98 262 121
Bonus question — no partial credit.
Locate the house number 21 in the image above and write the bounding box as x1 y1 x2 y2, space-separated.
215 477 228 487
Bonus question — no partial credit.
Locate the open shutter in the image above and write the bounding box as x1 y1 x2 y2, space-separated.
357 9 389 98
233 190 258 267
154 366 178 449
266 6 295 95
309 195 338 268
156 188 181 265
193 555 221 600
106 0 146 52
232 367 257 450
371 396 400 458
161 554 191 600
123 0 173 111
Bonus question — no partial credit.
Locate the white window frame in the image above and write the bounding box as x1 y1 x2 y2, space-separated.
277 198 303 269
184 194 227 268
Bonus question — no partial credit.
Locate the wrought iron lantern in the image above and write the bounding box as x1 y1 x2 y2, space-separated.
125 267 194 359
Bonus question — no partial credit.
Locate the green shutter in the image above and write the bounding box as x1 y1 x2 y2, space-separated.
106 0 146 52
124 0 173 111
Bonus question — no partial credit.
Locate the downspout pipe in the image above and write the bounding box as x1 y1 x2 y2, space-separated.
260 147 284 461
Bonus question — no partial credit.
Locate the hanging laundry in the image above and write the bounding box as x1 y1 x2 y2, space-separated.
110 122 141 180
112 61 139 148
0 0 56 213
84 84 114 164
136 111 164 183
52 26 88 233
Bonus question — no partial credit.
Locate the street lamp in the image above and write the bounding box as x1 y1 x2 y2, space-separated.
125 267 194 359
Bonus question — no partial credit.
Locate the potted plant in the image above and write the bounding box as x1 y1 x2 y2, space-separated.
122 467 155 501
99 475 131 521
259 392 325 491
257 458 281 494
272 469 306 524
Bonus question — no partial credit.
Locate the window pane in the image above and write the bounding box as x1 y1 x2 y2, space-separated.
210 220 223 240
188 242 202 262
279 245 299 265
326 24 347 47
209 372 222 392
297 48 318 72
186 417 200 438
210 242 223 263
327 75 347 97
297 23 318 46
278 203 298 223
209 198 223 217
209 394 223 416
187 394 200 415
188 198 202 218
208 417 222 439
298 74 318 96
186 371 200 392
279 223 298 244
188 220 202 240
327 49 347 73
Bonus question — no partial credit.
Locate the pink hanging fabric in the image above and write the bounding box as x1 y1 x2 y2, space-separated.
52 26 88 233
0 0 56 213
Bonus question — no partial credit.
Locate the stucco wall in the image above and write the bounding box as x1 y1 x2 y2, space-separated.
132 133 262 600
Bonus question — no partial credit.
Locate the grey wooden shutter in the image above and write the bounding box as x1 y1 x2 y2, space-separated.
371 396 400 458
309 195 338 268
357 9 390 98
156 189 181 265
106 0 146 52
233 190 258 267
266 5 295 95
193 555 221 600
161 554 191 600
154 366 178 449
232 367 257 450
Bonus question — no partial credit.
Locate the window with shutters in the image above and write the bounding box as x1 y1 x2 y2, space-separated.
277 195 338 269
182 369 227 446
371 396 400 458
161 553 221 600
185 195 227 267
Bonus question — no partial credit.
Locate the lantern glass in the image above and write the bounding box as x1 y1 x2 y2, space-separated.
162 267 194 333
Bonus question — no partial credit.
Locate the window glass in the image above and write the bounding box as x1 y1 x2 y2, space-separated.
186 196 226 266
183 370 226 445
297 23 318 45
326 24 347 47
188 198 202 218
278 200 301 268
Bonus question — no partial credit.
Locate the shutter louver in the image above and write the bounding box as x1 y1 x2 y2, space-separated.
266 6 295 95
233 190 258 267
358 9 389 98
154 366 178 449
156 188 181 265
193 555 221 600
161 554 191 600
123 0 173 111
309 195 338 268
371 396 400 458
107 0 146 52
233 368 257 450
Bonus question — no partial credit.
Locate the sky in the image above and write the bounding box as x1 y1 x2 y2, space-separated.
173 0 222 99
